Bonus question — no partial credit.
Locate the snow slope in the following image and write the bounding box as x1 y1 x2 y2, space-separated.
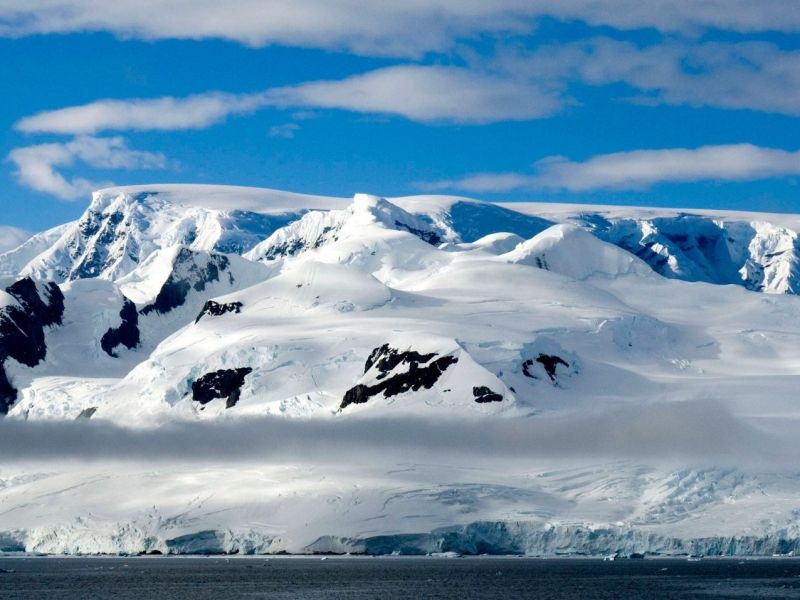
505 202 800 295
1 185 800 555
500 223 654 280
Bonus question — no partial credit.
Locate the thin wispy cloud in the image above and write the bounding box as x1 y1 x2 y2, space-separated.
8 136 166 200
268 65 561 124
16 38 800 139
268 123 300 139
422 144 800 192
16 92 270 135
498 38 800 117
0 226 30 252
15 66 561 135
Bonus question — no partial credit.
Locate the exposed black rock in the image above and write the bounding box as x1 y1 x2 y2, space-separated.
472 385 503 403
537 354 569 381
195 300 243 324
0 306 47 368
394 221 441 245
522 353 570 382
191 368 253 408
364 344 437 379
76 407 97 419
5 278 64 328
140 249 230 316
340 345 458 410
101 298 140 357
342 384 370 408
0 368 16 415
0 277 65 414
521 360 535 379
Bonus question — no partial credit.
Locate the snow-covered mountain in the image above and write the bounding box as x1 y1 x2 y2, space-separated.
508 204 800 294
3 185 800 556
7 186 320 283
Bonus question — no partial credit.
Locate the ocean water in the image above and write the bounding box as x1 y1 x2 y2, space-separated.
1 556 800 599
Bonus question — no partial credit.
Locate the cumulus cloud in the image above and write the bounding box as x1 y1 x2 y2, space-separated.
1 1 799 57
8 136 166 200
0 226 30 253
423 144 800 193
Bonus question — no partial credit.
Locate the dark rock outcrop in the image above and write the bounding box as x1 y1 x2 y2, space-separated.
364 344 437 377
195 300 243 324
141 249 231 316
0 278 65 414
340 345 458 410
393 221 441 245
76 407 97 419
101 298 140 357
0 369 16 415
5 278 64 328
523 353 570 382
191 367 253 408
472 386 503 403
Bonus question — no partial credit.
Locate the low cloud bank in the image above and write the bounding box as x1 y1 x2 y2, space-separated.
0 399 789 468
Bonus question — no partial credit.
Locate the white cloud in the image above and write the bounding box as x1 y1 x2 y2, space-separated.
268 123 300 139
423 144 800 193
8 136 166 200
537 144 800 191
18 37 800 140
419 172 535 193
497 38 800 117
16 92 269 135
16 66 561 134
268 65 561 123
0 226 30 253
1 1 800 57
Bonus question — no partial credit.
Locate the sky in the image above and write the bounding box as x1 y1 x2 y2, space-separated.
1 1 800 235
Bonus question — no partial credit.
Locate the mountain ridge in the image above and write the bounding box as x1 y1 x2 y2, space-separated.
2 184 800 556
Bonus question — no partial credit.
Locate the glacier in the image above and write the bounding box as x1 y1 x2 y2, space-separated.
2 185 800 556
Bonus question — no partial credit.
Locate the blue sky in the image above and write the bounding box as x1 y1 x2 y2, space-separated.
1 2 800 233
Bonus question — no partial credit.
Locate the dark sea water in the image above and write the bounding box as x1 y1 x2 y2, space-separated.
2 556 800 599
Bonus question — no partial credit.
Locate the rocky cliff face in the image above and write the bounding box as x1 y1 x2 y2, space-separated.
0 277 64 413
